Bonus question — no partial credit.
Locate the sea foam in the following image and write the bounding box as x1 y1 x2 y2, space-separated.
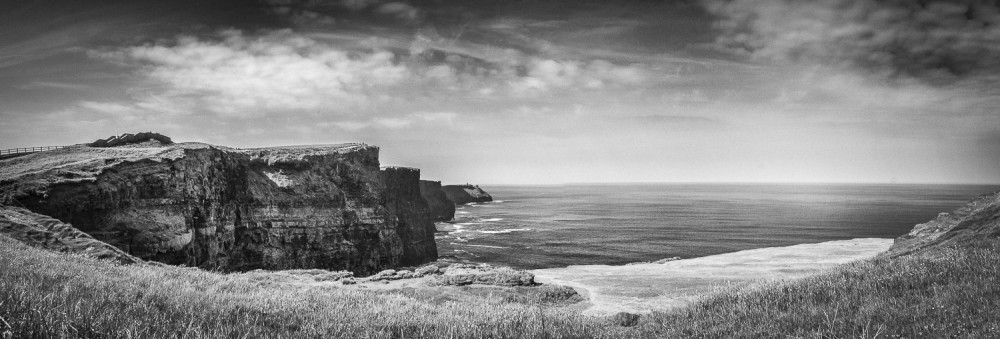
478 228 530 234
531 238 893 316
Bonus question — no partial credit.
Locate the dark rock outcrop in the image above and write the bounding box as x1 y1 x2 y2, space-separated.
89 132 173 147
0 142 437 275
419 180 455 222
611 312 641 327
441 184 493 205
885 191 1000 257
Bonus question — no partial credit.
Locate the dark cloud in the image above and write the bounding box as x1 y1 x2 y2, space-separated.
702 0 1000 84
262 0 425 25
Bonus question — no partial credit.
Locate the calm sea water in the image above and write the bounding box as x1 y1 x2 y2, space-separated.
434 184 1000 270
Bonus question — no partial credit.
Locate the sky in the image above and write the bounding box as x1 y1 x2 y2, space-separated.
1 0 999 185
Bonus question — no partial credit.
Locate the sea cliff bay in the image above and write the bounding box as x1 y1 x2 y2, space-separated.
2 138 1000 338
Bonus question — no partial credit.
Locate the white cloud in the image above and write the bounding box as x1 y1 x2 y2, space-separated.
328 121 369 130
373 117 412 129
327 112 458 130
107 29 410 117
413 111 457 123
509 58 646 97
78 101 140 116
90 28 657 131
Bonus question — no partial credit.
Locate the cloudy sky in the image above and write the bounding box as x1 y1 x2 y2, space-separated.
2 0 999 184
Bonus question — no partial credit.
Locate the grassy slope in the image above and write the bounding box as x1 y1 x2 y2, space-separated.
0 235 622 339
3 233 1000 338
645 239 1000 338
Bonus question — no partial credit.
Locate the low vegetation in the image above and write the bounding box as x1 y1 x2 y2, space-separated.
2 234 1000 338
0 235 615 339
645 239 1000 338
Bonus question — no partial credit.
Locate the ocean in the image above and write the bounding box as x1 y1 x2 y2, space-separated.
435 183 1000 270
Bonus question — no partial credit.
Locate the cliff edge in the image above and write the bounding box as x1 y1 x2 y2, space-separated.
884 191 1000 257
0 142 437 275
442 184 493 205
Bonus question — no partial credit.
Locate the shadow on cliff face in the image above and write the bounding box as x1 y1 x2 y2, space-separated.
419 180 455 222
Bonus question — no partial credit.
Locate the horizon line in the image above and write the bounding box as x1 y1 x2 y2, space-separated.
470 181 1000 187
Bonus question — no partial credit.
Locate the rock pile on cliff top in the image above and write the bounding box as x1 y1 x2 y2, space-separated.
432 263 536 286
88 132 173 147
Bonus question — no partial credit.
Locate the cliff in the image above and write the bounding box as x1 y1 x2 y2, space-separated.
419 180 455 222
885 191 1000 257
441 184 493 204
0 142 437 275
381 167 438 265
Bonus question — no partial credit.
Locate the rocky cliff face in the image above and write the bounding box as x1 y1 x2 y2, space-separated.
0 143 437 275
885 191 1000 257
419 180 455 222
441 184 493 205
381 167 438 265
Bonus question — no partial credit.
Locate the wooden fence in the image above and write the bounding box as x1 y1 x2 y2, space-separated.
0 146 65 157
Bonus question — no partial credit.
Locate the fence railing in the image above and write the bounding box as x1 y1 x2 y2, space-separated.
0 146 65 156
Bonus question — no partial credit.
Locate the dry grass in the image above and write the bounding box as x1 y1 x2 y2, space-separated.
3 233 1000 338
0 235 621 338
642 239 1000 338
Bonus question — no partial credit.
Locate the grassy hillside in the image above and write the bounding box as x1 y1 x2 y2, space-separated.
3 232 1000 338
645 239 1000 338
0 235 618 339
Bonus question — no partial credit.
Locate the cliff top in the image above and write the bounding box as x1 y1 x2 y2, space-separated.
237 143 373 165
0 141 374 202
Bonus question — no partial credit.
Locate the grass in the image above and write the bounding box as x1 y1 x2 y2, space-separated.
643 239 1000 338
0 235 619 338
3 234 1000 338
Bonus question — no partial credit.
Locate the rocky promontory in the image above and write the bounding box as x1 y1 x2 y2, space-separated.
441 184 493 204
884 190 1000 257
0 139 441 275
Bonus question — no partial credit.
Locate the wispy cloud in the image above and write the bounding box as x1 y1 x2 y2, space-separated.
15 81 91 91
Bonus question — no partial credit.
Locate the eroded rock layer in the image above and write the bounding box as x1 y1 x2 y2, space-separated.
0 143 437 275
